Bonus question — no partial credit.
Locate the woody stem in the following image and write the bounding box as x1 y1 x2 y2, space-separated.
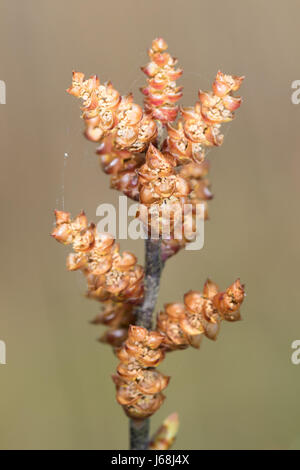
129 123 164 450
129 418 150 451
130 238 163 450
136 238 163 330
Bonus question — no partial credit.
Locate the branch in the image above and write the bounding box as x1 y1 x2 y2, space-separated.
130 418 150 450
129 122 165 451
130 238 163 449
136 238 163 330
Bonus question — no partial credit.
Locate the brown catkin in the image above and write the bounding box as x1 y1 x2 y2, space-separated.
157 279 245 350
51 210 144 304
113 325 170 419
67 72 157 152
141 37 183 123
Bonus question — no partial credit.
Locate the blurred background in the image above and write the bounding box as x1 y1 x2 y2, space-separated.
0 0 300 450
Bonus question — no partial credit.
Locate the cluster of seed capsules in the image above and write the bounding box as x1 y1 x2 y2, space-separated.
54 38 246 428
51 210 144 349
51 207 245 420
67 72 157 152
113 279 245 419
163 70 243 165
157 278 244 350
141 37 183 123
67 38 243 258
113 326 169 419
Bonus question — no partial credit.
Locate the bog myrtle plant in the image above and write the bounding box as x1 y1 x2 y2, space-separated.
51 38 245 450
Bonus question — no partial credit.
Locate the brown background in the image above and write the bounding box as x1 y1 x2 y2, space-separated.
0 0 299 450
